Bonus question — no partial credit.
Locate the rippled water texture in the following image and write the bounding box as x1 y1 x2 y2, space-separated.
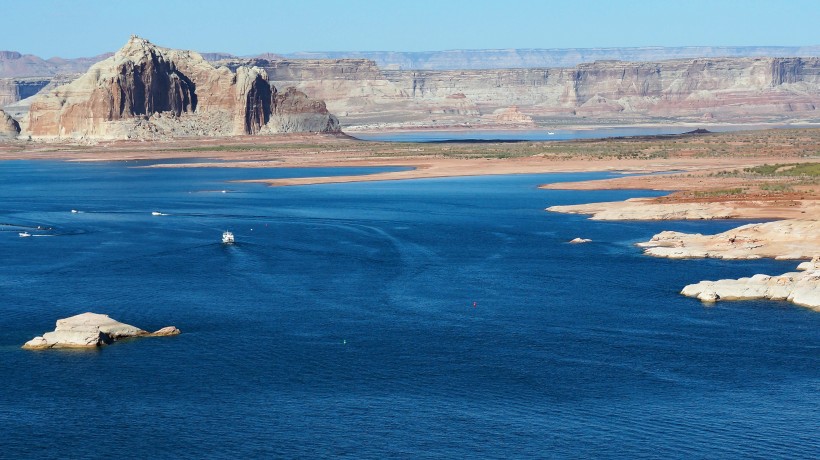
1 161 818 458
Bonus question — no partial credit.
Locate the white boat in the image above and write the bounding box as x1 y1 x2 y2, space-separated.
19 231 31 237
151 211 163 216
547 131 555 135
222 231 235 244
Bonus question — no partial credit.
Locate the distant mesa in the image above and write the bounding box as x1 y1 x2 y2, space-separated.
22 312 180 350
21 36 340 140
493 106 534 125
0 49 113 78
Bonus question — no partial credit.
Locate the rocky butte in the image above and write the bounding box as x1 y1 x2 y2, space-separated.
21 36 340 140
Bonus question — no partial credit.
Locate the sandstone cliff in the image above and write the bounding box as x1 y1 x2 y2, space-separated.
9 42 820 132
23 37 340 140
0 109 20 137
220 56 819 128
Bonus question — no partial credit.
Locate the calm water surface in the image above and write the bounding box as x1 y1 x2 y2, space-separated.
351 125 777 143
0 161 817 459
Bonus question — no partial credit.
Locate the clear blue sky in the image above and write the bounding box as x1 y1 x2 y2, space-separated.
2 0 818 58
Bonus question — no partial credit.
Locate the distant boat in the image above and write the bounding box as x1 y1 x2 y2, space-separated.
222 231 235 244
71 209 79 213
19 232 31 237
151 211 163 216
547 132 555 135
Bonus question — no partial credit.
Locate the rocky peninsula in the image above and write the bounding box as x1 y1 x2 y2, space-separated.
22 312 180 350
636 219 819 260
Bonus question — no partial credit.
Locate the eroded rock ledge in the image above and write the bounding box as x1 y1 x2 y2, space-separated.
22 312 180 350
636 219 819 260
680 258 820 311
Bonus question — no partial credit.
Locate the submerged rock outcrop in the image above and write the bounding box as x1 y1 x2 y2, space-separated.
22 312 180 350
23 36 340 140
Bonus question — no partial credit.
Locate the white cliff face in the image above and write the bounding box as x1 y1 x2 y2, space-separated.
241 56 820 128
22 312 179 350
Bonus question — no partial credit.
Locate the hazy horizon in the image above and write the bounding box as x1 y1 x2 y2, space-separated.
2 0 819 59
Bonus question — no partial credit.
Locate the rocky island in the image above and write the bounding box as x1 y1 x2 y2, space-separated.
22 312 180 350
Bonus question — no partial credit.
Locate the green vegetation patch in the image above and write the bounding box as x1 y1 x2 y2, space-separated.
692 188 745 198
744 162 820 177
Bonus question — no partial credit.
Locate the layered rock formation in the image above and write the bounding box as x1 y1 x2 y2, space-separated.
22 36 340 140
7 42 820 131
0 109 20 137
22 312 180 350
492 106 534 124
680 258 820 311
220 56 820 128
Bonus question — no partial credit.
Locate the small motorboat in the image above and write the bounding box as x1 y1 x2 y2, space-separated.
547 131 555 135
151 211 163 216
19 231 31 238
222 231 235 244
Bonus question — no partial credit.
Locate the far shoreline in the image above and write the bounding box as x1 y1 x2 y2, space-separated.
1 126 818 223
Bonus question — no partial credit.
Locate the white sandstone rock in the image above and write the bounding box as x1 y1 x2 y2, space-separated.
681 265 820 311
22 312 179 350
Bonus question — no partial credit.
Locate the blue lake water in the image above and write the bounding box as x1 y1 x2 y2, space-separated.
0 160 818 459
351 126 768 143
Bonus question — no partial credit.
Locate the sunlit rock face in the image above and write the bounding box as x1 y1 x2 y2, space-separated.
239 56 820 127
24 36 340 140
